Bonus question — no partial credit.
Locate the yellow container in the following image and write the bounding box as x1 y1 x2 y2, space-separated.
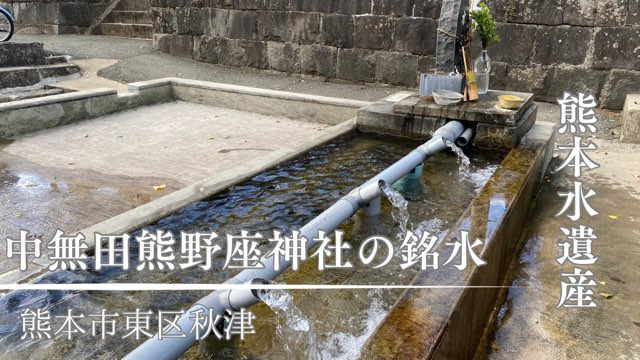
498 95 524 109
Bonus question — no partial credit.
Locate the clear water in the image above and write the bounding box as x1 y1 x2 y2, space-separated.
259 289 319 359
446 140 471 178
379 182 410 239
0 132 506 360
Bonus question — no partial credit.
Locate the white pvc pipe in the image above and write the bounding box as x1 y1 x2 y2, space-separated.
124 121 466 360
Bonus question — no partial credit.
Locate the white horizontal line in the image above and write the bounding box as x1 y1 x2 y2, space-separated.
0 284 520 292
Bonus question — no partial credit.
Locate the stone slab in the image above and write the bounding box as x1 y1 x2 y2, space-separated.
0 63 81 88
475 103 538 149
357 95 446 140
0 88 64 103
621 94 640 143
393 90 534 126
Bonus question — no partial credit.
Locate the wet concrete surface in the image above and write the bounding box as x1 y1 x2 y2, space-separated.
482 104 640 359
0 153 183 275
0 101 330 275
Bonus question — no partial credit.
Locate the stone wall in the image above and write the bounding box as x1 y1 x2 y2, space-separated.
481 0 640 109
150 0 442 88
0 0 109 34
150 0 639 109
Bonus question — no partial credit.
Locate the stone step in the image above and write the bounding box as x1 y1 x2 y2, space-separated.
95 23 152 39
45 55 71 65
116 0 150 11
0 88 65 104
0 43 47 68
105 10 151 24
0 64 81 88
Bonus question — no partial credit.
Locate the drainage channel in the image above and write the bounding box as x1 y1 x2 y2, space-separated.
0 127 506 360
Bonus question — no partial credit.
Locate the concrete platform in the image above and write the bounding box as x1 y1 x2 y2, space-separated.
393 90 534 126
358 91 538 149
3 101 334 185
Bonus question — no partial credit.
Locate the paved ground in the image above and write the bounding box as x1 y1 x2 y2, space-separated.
0 100 331 276
12 34 398 102
3 34 640 358
47 58 129 93
485 106 640 359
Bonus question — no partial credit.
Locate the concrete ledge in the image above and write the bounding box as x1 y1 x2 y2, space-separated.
0 63 81 88
1 77 371 138
475 103 538 149
172 84 358 125
357 98 447 140
164 78 369 125
0 88 117 110
621 94 640 143
357 91 540 149
166 78 370 109
0 88 124 138
361 122 556 359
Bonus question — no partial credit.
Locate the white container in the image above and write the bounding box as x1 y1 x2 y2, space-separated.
432 89 464 106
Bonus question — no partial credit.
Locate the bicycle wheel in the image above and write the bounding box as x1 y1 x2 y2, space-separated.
0 8 14 42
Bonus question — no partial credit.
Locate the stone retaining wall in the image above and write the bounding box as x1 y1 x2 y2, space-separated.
480 0 639 109
150 0 639 109
0 0 109 34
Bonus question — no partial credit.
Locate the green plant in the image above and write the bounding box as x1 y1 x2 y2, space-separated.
470 3 501 49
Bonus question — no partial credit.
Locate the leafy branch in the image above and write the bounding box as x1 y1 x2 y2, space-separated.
470 3 501 49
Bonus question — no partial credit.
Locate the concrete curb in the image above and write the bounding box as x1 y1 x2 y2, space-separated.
362 122 557 359
2 78 367 286
1 77 369 138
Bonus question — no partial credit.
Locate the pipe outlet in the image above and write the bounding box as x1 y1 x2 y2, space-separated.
456 127 475 147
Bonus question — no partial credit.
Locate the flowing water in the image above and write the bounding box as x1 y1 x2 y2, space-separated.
259 289 319 359
0 133 505 360
446 140 471 178
379 182 409 239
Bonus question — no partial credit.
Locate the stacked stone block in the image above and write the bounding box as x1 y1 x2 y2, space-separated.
0 0 110 34
478 0 640 109
149 0 639 110
150 0 442 88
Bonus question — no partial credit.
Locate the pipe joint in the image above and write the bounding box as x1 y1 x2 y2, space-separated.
221 278 271 312
357 181 385 206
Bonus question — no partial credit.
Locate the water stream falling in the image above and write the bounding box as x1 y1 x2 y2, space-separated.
379 181 410 239
445 140 471 178
259 289 320 359
317 289 388 360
